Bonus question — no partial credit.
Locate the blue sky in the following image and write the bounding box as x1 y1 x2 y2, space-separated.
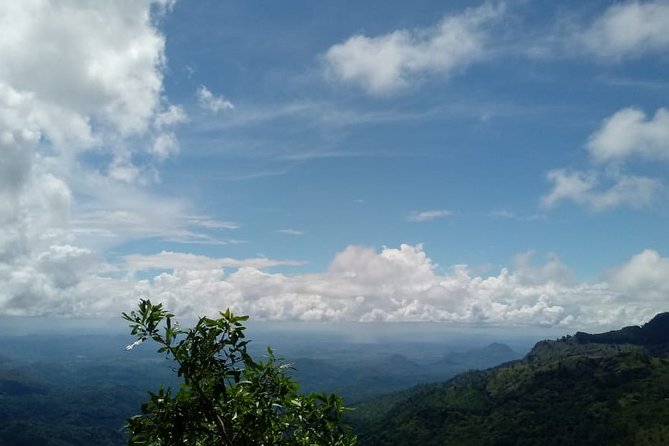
0 0 668 329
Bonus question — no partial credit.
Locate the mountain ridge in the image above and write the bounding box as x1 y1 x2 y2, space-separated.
353 312 669 446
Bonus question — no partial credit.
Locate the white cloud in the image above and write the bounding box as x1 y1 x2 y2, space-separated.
154 104 187 128
407 210 453 222
542 169 661 211
277 229 304 236
0 242 664 329
197 85 234 112
0 1 236 318
489 209 544 221
151 104 187 161
8 243 662 330
187 217 239 230
587 107 669 164
123 251 304 273
36 245 99 289
0 243 102 316
581 1 669 59
151 132 180 160
0 0 175 141
543 106 669 212
324 3 504 94
542 169 595 209
511 251 573 286
607 249 669 302
70 180 242 248
0 0 183 204
106 156 149 185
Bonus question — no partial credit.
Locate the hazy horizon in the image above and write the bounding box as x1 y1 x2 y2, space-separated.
0 312 636 354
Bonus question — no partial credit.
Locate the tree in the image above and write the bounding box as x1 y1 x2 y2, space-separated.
123 299 357 445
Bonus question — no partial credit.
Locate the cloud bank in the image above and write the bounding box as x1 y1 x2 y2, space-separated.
1 243 665 331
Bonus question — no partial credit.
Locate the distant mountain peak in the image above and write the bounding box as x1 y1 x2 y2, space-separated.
484 342 515 353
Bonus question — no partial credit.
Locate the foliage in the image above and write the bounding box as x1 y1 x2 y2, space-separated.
122 299 356 446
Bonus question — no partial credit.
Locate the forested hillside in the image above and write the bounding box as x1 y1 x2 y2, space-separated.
0 331 520 445
354 313 669 446
0 336 177 445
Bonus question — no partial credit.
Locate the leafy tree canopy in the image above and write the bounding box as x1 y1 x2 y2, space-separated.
123 299 357 446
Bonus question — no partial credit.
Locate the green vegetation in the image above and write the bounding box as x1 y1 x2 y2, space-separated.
353 313 669 446
0 328 516 445
0 342 175 446
289 342 520 404
123 299 356 445
5 308 668 445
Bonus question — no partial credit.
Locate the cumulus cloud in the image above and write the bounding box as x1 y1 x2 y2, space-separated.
197 85 235 112
407 210 453 222
324 2 504 94
1 243 662 330
587 107 669 164
580 1 669 59
607 249 669 302
0 1 234 317
136 244 663 328
0 244 102 316
543 106 669 211
0 0 182 195
542 169 661 211
0 0 176 142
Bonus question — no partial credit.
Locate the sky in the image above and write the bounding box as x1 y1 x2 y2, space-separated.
0 0 668 330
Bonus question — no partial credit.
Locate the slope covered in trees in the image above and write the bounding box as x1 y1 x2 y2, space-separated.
354 313 669 446
0 325 519 445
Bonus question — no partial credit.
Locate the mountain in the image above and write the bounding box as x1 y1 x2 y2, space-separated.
353 313 669 446
429 343 519 370
289 343 520 403
0 332 519 445
572 312 669 353
0 337 180 446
